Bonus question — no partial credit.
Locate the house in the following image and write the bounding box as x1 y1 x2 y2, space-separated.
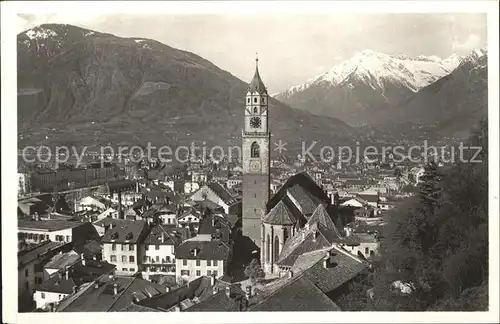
190 182 240 214
175 237 232 283
129 275 232 312
101 220 148 276
18 219 100 250
77 196 109 212
56 273 166 312
140 224 184 281
155 204 179 226
226 174 242 190
35 253 116 310
340 232 380 259
96 207 119 220
17 241 71 311
177 208 202 233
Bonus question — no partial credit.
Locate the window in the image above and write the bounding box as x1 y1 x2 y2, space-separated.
207 270 212 276
25 269 28 277
213 260 218 266
122 255 127 263
121 244 127 251
251 142 260 158
254 97 258 103
196 259 201 267
143 256 148 262
155 245 160 250
111 255 117 262
151 267 156 273
144 245 149 251
167 218 171 224
196 270 201 276
365 247 369 255
213 270 218 277
112 244 116 251
129 244 134 251
41 292 45 299
253 107 258 114
156 256 160 262
254 193 257 198
66 235 70 242
207 260 211 267
181 270 190 276
130 268 135 272
129 256 135 263
183 259 187 266
122 268 127 271
247 98 250 104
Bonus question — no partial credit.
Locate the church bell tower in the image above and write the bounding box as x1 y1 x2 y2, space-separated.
242 56 271 248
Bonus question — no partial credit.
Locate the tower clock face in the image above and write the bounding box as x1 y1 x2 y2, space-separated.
249 160 261 172
250 117 261 129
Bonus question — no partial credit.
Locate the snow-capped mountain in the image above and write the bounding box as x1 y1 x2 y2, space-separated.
274 50 465 125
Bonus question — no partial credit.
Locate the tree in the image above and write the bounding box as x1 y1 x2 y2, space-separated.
371 123 488 311
244 258 265 284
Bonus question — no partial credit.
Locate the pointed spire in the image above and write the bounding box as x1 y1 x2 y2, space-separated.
248 54 267 94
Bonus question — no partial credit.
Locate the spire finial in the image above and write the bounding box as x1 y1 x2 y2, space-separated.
255 52 259 66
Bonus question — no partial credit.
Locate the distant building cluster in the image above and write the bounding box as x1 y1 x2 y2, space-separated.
17 61 425 313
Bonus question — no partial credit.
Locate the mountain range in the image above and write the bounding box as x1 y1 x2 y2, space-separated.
274 49 488 133
17 24 355 151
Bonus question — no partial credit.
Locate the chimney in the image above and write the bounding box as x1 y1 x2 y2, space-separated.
213 285 218 295
94 281 99 289
132 292 140 303
193 248 198 257
323 254 329 269
81 253 86 266
65 267 70 280
160 234 164 243
288 270 294 279
165 286 170 293
245 285 252 299
113 283 118 296
301 231 305 240
212 216 216 227
225 286 231 298
211 273 216 286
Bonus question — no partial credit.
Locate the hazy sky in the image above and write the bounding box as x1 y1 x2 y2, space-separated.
17 13 487 92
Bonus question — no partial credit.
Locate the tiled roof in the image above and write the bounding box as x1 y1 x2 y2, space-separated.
207 182 237 205
45 250 80 270
36 274 76 294
276 224 333 267
57 274 165 312
267 172 329 212
248 61 267 94
357 193 379 203
175 240 231 261
101 219 147 243
299 246 368 294
307 204 336 229
18 241 66 267
142 224 183 246
262 200 296 225
184 284 246 312
136 276 212 311
106 180 137 193
197 214 231 244
248 276 340 311
286 184 320 216
18 219 83 232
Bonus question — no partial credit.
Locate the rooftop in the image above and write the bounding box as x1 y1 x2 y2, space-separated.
100 219 147 244
175 240 231 261
18 219 83 232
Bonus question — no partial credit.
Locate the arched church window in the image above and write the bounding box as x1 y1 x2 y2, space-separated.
251 142 260 158
254 97 258 103
283 228 288 243
273 236 280 262
253 107 258 114
247 98 250 103
266 234 270 262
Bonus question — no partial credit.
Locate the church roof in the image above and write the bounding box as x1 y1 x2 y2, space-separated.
286 184 321 216
248 59 267 94
307 204 337 230
262 200 296 225
266 172 330 212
